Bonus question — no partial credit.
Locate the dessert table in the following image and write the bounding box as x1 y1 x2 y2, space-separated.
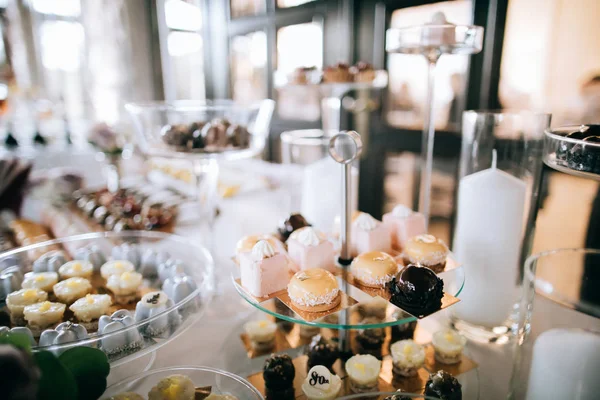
86 158 516 400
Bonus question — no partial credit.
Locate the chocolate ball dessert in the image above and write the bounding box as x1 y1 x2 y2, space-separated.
263 354 296 400
424 370 463 400
387 264 444 316
305 334 339 372
277 213 311 241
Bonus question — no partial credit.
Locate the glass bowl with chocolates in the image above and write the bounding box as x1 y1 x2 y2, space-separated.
125 100 275 160
0 231 215 366
544 124 600 180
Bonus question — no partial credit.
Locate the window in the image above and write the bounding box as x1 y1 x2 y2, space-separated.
386 1 472 131
230 31 267 104
499 0 600 126
159 0 205 101
275 22 323 120
230 0 266 19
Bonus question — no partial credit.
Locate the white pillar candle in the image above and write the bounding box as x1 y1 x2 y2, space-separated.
453 152 526 327
526 329 600 400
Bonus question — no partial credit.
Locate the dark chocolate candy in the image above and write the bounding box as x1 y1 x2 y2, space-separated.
424 370 462 400
388 264 444 316
277 213 311 241
305 335 339 372
263 354 295 391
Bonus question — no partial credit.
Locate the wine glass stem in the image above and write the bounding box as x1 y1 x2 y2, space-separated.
193 158 219 253
418 59 438 229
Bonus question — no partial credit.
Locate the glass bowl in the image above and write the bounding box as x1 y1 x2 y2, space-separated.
338 393 440 399
103 366 263 399
125 99 275 161
0 231 215 367
544 125 600 181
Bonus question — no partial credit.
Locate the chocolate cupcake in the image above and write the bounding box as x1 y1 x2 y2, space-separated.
391 312 417 341
305 334 339 372
424 370 462 400
355 317 385 358
278 213 311 241
263 354 296 400
388 264 444 316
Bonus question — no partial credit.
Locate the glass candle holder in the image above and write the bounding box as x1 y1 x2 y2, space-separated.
451 111 551 343
509 248 600 400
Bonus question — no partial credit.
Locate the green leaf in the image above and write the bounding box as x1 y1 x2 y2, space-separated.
33 350 78 400
59 347 110 400
0 332 32 352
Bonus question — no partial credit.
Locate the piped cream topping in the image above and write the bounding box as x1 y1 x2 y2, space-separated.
390 339 425 367
353 212 379 231
392 204 413 217
290 226 321 246
251 240 276 261
345 354 381 384
432 328 466 354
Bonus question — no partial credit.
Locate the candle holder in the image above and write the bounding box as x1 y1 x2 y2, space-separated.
450 111 550 344
509 248 600 400
385 13 483 227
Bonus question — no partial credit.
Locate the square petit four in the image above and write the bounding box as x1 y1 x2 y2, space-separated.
287 227 335 272
240 240 289 297
351 213 392 257
382 204 427 250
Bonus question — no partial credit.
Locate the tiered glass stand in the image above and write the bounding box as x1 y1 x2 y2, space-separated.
386 23 483 226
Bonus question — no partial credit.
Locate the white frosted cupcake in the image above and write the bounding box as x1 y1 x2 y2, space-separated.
106 271 143 304
432 328 466 364
345 354 381 393
244 320 277 351
58 260 94 280
6 288 48 325
69 294 112 330
148 374 195 400
100 260 135 280
53 277 92 305
23 301 66 336
390 339 425 377
21 272 58 293
302 365 342 400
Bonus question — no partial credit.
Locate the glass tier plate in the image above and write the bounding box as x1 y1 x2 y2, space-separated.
103 366 264 399
0 231 215 367
232 265 464 330
543 126 600 181
386 25 484 55
274 70 388 98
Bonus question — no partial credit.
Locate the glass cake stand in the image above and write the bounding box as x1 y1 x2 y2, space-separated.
125 100 275 238
543 125 600 181
0 231 215 367
232 264 465 330
274 70 388 131
103 366 264 399
386 22 484 227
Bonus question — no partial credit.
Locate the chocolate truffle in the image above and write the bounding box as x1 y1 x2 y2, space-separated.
424 370 462 400
388 264 444 316
278 213 311 241
305 334 339 372
263 354 295 400
391 316 417 341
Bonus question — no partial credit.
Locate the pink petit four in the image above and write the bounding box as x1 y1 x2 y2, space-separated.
287 227 335 272
382 205 426 250
240 240 289 297
351 212 392 257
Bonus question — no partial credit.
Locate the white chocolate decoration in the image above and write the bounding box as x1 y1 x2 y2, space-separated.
53 277 92 304
392 205 413 218
58 260 93 279
6 288 48 316
416 234 436 244
23 301 66 327
251 240 276 261
22 272 59 292
290 227 322 247
106 271 143 295
353 213 379 231
100 260 135 279
69 294 112 322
